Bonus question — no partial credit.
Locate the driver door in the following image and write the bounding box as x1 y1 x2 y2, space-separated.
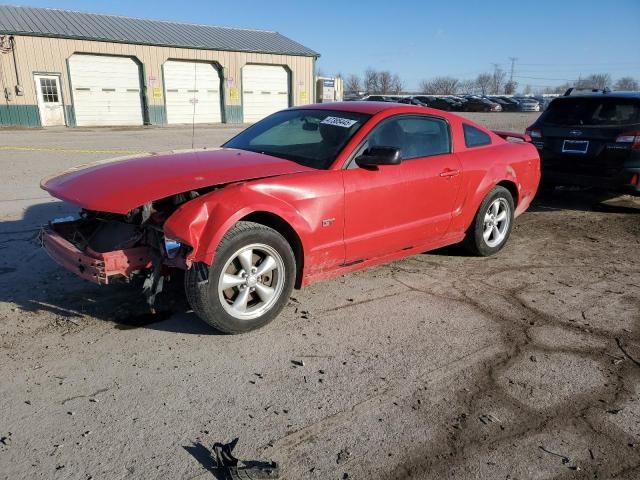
341 115 461 263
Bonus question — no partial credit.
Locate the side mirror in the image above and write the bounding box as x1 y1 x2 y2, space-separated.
355 146 401 168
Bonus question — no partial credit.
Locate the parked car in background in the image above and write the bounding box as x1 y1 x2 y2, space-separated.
363 95 394 102
41 102 540 333
464 96 502 112
397 97 428 106
526 90 640 194
488 96 519 112
453 96 469 109
413 96 464 111
515 97 541 112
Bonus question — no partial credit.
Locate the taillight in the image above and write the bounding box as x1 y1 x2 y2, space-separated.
525 127 542 139
616 131 640 150
631 173 639 186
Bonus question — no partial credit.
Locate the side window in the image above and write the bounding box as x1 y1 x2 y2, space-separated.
363 116 450 161
463 124 492 147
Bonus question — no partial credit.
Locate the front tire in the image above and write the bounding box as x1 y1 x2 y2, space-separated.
464 186 515 256
185 221 295 334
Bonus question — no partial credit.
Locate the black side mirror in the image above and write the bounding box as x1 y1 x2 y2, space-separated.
355 146 401 168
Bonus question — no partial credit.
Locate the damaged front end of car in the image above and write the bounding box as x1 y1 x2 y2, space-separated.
40 189 209 309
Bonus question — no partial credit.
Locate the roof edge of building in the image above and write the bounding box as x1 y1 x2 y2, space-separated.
1 31 320 58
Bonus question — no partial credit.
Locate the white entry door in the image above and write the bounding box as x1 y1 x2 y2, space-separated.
242 65 289 123
164 61 222 124
34 75 65 126
68 54 143 127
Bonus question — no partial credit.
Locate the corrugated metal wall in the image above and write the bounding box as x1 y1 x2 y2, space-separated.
0 35 315 126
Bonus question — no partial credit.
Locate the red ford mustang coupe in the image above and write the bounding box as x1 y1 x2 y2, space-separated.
41 102 540 333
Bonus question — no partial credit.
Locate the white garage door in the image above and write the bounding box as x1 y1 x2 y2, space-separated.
68 54 143 127
164 61 222 124
242 65 289 123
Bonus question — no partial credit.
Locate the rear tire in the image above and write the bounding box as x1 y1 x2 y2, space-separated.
463 186 515 256
185 221 295 334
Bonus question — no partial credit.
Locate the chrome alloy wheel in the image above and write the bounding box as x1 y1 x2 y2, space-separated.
483 198 510 248
217 243 286 320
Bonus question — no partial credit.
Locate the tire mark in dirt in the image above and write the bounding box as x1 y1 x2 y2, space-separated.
378 256 640 479
261 341 505 457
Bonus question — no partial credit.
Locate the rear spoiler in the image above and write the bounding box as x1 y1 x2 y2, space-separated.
493 130 532 143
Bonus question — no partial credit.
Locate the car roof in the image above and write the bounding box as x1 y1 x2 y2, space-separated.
290 101 446 116
561 91 640 99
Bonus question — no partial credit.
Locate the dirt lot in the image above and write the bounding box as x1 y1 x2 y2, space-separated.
1 112 639 479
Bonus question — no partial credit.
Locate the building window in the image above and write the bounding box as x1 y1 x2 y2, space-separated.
40 78 59 103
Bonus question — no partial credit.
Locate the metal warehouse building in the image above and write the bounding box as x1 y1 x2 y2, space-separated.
0 5 318 127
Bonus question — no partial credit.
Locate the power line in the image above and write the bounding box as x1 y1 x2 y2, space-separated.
514 75 582 81
518 62 640 66
508 57 518 83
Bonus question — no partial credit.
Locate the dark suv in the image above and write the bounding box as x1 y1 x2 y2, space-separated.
526 90 640 194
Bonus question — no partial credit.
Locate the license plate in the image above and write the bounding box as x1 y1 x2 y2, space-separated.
562 139 589 154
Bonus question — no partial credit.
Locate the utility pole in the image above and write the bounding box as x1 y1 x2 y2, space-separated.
508 57 518 82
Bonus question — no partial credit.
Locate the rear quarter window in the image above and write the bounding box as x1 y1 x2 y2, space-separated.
463 124 492 147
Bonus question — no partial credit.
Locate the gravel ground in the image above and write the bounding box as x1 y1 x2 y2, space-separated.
1 113 640 479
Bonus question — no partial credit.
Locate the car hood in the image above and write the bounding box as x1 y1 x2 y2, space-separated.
41 148 314 214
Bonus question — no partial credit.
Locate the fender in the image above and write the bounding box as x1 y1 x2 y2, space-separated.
450 141 539 233
164 182 315 266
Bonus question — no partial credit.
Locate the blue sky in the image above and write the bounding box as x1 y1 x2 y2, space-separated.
6 0 640 90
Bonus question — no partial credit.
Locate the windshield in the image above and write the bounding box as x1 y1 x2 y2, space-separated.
541 97 640 126
223 109 371 169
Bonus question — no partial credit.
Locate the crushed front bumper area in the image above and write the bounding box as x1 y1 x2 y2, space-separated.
40 226 152 285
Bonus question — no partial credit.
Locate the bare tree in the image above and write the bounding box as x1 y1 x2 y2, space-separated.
614 76 639 91
490 67 507 94
362 69 404 94
419 79 432 94
419 76 459 95
364 68 379 93
543 82 571 94
391 74 404 94
504 80 518 95
457 79 477 95
576 73 612 90
345 74 362 93
377 71 396 94
523 84 532 95
475 73 492 95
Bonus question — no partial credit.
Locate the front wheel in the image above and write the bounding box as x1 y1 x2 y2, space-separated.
463 186 515 256
185 221 295 334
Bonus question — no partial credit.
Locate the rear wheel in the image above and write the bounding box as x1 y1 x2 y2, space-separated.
464 186 514 256
185 221 295 334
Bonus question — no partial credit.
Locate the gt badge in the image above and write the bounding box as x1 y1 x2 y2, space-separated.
322 218 335 227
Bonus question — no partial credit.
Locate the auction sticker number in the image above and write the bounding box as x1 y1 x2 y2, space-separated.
321 116 358 128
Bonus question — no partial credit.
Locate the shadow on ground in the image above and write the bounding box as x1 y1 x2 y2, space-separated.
0 200 219 335
1 191 637 336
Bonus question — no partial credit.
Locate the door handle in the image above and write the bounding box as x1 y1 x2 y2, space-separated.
439 168 460 177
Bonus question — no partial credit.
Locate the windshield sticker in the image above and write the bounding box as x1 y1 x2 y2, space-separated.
321 116 358 128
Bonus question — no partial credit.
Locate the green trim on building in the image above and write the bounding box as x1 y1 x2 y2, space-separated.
225 105 243 124
148 105 167 125
0 105 41 127
64 105 76 127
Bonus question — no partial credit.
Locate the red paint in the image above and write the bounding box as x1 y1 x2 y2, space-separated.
41 148 314 214
43 102 540 288
41 227 152 284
